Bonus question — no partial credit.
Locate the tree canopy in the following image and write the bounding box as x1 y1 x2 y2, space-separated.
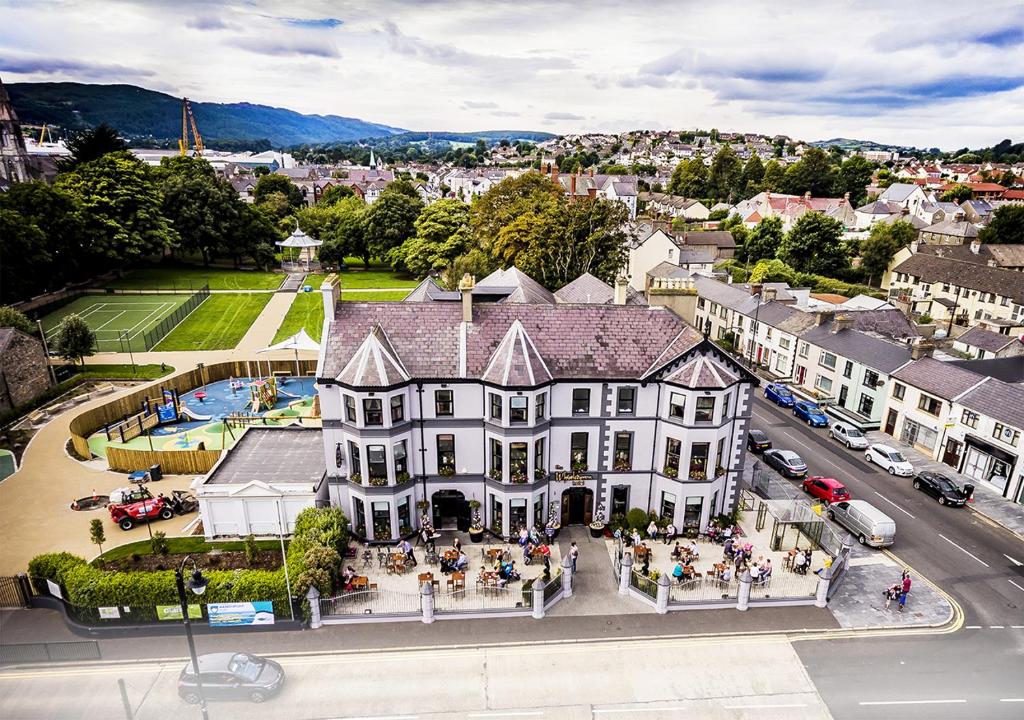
59 123 129 170
745 216 785 264
782 147 836 198
53 314 96 365
978 204 1024 245
777 211 848 276
667 157 707 198
0 306 36 335
392 199 472 282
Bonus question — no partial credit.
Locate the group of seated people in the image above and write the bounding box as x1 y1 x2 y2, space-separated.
492 559 521 586
723 537 754 564
439 550 469 574
670 541 700 563
704 520 742 545
671 562 697 583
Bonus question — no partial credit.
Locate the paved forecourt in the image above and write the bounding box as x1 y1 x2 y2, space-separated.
40 294 191 352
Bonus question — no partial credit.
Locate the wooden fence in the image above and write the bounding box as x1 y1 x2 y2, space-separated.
105 446 223 474
68 359 319 462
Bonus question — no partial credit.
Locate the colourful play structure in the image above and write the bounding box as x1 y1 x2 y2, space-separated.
249 376 278 413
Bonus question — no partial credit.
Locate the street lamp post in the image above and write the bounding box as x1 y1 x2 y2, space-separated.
748 291 763 369
175 555 210 720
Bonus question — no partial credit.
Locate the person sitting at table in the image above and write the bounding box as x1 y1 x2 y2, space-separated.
646 520 659 540
664 523 676 544
761 559 773 580
793 550 808 575
671 542 683 560
518 527 529 546
530 526 542 546
722 526 733 541
523 541 535 564
454 550 469 571
721 566 733 583
750 564 761 582
686 540 699 559
672 562 685 583
342 566 356 591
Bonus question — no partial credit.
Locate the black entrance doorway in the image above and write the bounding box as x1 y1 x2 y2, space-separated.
432 490 469 531
561 488 594 525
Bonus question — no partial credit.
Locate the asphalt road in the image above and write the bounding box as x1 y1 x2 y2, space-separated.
749 395 1024 625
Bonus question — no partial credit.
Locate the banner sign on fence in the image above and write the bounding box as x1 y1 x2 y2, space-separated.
156 403 178 423
46 580 62 600
156 604 203 621
98 606 121 619
208 601 275 627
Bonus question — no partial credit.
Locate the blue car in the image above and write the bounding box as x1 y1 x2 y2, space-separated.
764 383 795 408
794 400 829 427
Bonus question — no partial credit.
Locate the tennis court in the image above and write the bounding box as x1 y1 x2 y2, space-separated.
40 293 196 353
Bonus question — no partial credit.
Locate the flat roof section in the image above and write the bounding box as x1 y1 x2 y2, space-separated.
205 427 325 486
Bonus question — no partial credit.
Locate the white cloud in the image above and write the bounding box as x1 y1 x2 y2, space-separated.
0 0 1021 147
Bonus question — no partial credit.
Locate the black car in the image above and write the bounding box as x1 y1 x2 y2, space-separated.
913 472 969 507
762 449 808 478
747 429 772 453
179 652 285 705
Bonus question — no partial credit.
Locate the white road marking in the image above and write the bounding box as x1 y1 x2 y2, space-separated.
965 625 982 629
722 703 808 709
1005 554 1023 567
872 491 916 519
781 432 843 473
336 716 420 720
1011 625 1024 629
467 713 543 718
937 534 990 567
1009 579 1024 593
859 699 966 706
594 709 686 715
1000 698 1024 702
990 625 1005 629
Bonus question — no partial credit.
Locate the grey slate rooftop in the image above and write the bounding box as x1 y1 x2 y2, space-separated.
958 379 1024 433
554 272 646 305
892 253 1024 303
956 326 1018 353
205 428 326 486
798 325 912 374
891 357 985 400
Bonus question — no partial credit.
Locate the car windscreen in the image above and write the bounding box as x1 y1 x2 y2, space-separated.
936 478 959 493
846 428 863 437
228 655 264 682
888 452 907 462
777 387 792 396
783 453 804 465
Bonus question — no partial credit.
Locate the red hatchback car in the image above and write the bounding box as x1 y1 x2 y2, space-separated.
802 476 851 504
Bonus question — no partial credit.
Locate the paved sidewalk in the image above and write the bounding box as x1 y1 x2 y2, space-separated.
550 527 648 616
865 431 1024 538
235 291 296 352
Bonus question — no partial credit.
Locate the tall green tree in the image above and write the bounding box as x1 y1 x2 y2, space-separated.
749 258 797 285
59 123 128 170
365 188 424 270
254 174 305 208
978 204 1024 245
393 199 472 281
860 220 916 286
940 183 972 203
707 146 743 202
761 160 786 192
0 209 49 305
740 155 765 196
777 212 848 275
834 156 875 206
782 147 836 197
667 157 708 198
56 152 176 263
745 216 785 263
53 314 96 365
319 184 355 206
155 156 240 266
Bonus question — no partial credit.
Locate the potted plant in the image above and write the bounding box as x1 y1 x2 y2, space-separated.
468 500 484 543
396 471 411 485
369 475 387 486
663 464 678 478
613 457 631 472
545 502 561 540
511 470 528 484
534 468 548 481
714 465 726 478
439 465 455 477
488 467 503 481
349 472 362 485
415 500 430 511
589 503 606 538
571 451 588 472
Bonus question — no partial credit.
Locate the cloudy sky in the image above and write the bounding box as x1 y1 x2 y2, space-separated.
1 0 1022 149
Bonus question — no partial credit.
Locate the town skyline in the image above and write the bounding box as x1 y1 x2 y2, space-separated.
1 0 1022 149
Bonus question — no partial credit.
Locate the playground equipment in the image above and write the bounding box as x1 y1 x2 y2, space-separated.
249 377 278 413
180 405 213 422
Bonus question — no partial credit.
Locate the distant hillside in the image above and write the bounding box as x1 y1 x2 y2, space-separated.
811 137 938 155
6 82 406 147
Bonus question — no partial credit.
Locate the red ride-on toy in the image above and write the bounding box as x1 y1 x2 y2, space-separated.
108 491 174 531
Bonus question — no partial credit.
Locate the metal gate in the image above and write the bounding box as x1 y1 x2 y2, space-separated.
0 576 30 609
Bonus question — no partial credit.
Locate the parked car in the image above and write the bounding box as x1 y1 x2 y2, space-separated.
802 476 851 504
827 500 896 547
764 383 796 408
179 652 284 705
747 429 772 453
913 471 969 506
762 449 808 478
793 400 829 427
828 421 869 449
865 443 914 476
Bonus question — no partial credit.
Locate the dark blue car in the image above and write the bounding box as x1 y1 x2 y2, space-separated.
764 383 795 408
794 400 829 427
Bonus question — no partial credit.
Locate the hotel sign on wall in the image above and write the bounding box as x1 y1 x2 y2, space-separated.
555 472 592 486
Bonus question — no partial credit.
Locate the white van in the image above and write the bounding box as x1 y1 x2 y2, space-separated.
826 499 896 547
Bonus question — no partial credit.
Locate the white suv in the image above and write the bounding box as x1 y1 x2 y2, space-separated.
865 443 914 476
829 421 869 449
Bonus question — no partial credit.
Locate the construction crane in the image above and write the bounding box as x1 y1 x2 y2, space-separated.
38 124 49 144
178 97 204 157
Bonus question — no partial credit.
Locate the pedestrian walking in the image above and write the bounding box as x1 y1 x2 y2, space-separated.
569 541 579 574
884 583 900 610
899 572 912 612
664 524 676 544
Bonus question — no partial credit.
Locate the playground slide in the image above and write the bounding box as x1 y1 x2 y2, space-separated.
252 399 261 414
278 388 301 399
180 406 213 422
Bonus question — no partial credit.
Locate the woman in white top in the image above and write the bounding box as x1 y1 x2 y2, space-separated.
647 521 659 540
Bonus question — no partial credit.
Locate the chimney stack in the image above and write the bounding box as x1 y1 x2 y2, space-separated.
910 240 919 254
459 273 475 323
614 276 628 305
970 238 981 254
832 314 855 333
551 165 558 183
321 273 340 324
911 340 935 360
816 310 836 327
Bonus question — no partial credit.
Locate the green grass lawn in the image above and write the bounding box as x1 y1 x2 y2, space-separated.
154 294 271 350
272 289 408 343
109 266 284 291
41 293 191 352
97 536 288 563
75 364 174 380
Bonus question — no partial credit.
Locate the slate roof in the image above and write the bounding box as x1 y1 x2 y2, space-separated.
336 325 411 386
647 262 697 281
321 303 703 385
677 249 715 265
921 217 979 240
205 428 325 486
665 354 739 389
955 326 1018 353
892 253 1024 303
553 273 646 306
986 244 1024 268
879 184 922 203
477 268 556 305
404 277 453 302
856 200 903 215
958 379 1024 432
890 357 985 400
798 325 912 374
480 320 552 386
875 213 928 229
675 231 736 249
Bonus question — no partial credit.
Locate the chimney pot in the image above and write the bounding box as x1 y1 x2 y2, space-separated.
614 276 629 305
570 174 577 195
459 273 475 323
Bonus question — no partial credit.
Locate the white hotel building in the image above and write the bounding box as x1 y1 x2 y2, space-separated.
313 273 757 541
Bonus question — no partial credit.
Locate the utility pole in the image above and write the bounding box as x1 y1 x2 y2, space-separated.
945 286 961 337
36 320 57 386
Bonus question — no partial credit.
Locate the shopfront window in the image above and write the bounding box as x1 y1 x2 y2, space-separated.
684 496 704 530
372 501 391 539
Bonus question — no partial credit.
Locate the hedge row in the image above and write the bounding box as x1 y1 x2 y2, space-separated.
28 507 349 616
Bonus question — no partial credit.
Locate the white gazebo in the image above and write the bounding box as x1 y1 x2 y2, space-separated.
276 226 322 272
257 328 321 377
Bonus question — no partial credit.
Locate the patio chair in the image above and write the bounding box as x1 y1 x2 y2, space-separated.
448 571 466 594
377 550 388 569
361 549 373 569
425 550 439 566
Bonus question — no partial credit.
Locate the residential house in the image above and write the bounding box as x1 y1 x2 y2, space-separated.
878 183 929 214
918 214 980 245
626 228 733 292
883 357 1024 506
553 273 647 306
641 192 711 221
315 273 758 540
952 326 1024 359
